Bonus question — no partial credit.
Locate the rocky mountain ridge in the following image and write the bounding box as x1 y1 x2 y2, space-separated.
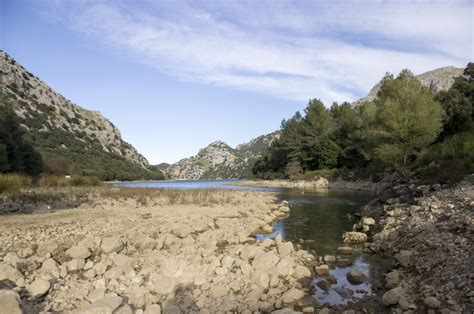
0 51 163 180
353 66 464 105
165 132 280 180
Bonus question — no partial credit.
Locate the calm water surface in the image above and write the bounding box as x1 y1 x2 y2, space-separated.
117 180 381 305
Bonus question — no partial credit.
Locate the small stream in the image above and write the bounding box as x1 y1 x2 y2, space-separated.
116 180 382 306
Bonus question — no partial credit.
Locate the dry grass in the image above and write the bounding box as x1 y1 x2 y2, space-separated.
0 174 31 193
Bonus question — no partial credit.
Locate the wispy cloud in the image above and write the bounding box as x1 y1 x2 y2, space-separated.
40 0 472 104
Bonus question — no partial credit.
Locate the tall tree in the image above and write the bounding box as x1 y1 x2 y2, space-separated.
356 70 444 172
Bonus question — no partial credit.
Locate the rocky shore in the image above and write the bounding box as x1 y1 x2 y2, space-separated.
355 174 474 312
0 189 323 313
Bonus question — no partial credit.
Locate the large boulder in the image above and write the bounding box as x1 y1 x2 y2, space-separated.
424 296 441 309
278 242 294 256
36 242 59 257
0 264 24 285
314 265 329 276
382 287 405 306
0 290 22 314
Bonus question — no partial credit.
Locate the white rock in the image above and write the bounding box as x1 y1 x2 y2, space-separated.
282 288 305 304
362 217 375 226
66 245 91 259
101 237 123 254
149 274 177 295
28 278 50 297
36 242 58 257
67 259 85 272
0 264 24 284
293 265 312 280
209 285 228 298
315 264 330 276
0 290 22 314
278 242 294 256
76 296 123 314
252 252 280 271
144 304 161 314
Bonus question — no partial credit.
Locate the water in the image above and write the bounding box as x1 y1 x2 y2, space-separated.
117 180 381 306
114 179 282 192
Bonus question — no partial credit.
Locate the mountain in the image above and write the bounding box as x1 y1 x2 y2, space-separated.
0 51 164 180
353 66 464 105
165 132 280 179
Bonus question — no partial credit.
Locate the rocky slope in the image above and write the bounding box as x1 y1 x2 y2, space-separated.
353 66 464 105
0 51 163 180
165 132 280 180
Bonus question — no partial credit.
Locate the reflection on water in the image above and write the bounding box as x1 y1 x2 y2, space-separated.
256 188 381 306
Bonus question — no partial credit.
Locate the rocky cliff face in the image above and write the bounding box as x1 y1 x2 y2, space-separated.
0 51 162 180
166 132 280 180
353 66 464 105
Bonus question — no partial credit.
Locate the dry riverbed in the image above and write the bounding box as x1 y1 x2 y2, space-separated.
0 188 321 313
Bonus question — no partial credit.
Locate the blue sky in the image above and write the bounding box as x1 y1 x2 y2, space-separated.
1 0 472 163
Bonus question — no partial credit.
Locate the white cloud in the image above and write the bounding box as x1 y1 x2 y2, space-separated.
41 0 472 104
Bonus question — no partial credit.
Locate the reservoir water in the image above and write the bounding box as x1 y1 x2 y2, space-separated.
116 180 380 306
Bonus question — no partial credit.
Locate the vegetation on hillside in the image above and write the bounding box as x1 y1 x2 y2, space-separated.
253 64 473 182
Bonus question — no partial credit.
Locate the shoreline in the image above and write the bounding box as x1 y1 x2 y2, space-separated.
0 188 321 313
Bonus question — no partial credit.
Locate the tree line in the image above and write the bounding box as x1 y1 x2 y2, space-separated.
253 64 473 180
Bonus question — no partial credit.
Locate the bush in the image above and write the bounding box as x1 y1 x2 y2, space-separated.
70 175 102 187
39 175 70 187
0 173 30 193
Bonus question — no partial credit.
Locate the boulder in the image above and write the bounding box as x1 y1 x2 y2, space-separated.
282 288 305 304
385 270 400 289
278 242 294 256
346 270 365 285
67 259 85 272
139 236 158 251
276 259 293 277
36 242 59 257
424 296 441 309
209 285 229 298
101 237 123 254
28 278 50 297
382 287 405 306
149 274 177 295
361 217 375 226
66 245 91 259
314 265 329 276
293 265 312 280
40 258 60 278
115 304 133 314
252 252 280 271
0 264 24 284
342 232 367 244
323 255 336 265
262 225 274 234
0 290 21 314
76 296 123 314
144 304 161 314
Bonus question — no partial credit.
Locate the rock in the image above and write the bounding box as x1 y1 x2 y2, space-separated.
346 270 365 285
28 278 50 297
385 270 400 289
88 289 106 303
149 274 177 295
210 285 228 298
382 287 405 306
316 280 330 291
342 232 367 244
278 242 294 256
361 217 375 226
282 288 305 304
101 237 124 254
276 259 293 277
40 258 59 277
115 304 133 314
293 265 312 280
144 304 161 314
139 236 158 251
0 290 21 314
0 264 24 284
323 255 336 265
252 252 280 271
315 265 329 276
36 242 59 257
66 245 91 259
67 259 85 272
337 247 353 255
76 296 123 314
424 296 441 309
336 258 352 267
262 225 274 233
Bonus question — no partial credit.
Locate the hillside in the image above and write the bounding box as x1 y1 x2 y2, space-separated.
165 132 280 179
353 66 464 105
0 51 164 180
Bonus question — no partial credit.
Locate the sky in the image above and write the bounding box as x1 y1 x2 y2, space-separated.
1 0 472 164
